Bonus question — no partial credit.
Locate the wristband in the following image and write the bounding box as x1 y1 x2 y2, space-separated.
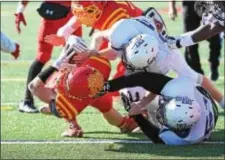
179 33 195 48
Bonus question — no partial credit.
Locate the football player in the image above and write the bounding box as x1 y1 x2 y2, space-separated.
15 0 82 113
98 71 221 145
1 32 20 59
77 8 224 110
28 35 137 137
167 1 225 49
44 1 143 97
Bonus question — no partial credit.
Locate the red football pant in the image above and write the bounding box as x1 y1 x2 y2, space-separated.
36 12 82 64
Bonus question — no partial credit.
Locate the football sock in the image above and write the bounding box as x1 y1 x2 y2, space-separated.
24 60 44 102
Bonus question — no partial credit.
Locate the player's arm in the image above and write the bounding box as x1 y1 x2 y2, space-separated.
45 16 81 46
1 32 20 59
29 66 57 104
170 22 225 48
14 0 28 34
128 92 157 116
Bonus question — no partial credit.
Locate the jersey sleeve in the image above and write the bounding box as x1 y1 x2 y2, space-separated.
108 19 129 50
159 128 191 145
170 49 203 84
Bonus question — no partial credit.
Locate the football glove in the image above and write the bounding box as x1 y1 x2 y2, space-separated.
14 13 27 34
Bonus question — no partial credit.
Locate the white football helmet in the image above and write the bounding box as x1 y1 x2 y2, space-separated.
157 96 201 130
125 34 159 69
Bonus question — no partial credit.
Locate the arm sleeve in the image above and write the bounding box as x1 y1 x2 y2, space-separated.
159 129 191 145
38 66 58 83
1 32 16 53
108 72 172 95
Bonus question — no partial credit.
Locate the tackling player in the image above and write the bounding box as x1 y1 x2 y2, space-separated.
28 36 137 137
15 0 82 113
167 1 225 49
1 32 20 59
98 71 220 145
77 9 224 110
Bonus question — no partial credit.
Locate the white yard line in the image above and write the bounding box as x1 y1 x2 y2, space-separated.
1 139 224 145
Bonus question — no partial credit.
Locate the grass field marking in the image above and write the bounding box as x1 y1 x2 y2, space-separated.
1 139 224 145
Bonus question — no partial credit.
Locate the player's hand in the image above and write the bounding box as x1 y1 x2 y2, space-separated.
11 43 20 60
44 34 66 46
14 13 27 34
128 102 147 116
61 121 83 138
166 36 180 49
168 6 177 21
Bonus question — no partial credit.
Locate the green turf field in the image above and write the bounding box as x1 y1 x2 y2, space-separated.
1 2 224 159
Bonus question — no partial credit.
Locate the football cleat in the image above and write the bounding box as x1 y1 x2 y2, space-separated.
19 100 39 113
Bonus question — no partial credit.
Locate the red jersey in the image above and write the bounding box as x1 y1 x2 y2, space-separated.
54 56 111 120
94 1 142 30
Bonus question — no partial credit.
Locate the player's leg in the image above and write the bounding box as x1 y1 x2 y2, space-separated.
207 34 222 81
91 94 138 133
19 18 54 113
183 2 204 74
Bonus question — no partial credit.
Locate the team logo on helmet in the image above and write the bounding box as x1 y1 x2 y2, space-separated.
63 66 104 100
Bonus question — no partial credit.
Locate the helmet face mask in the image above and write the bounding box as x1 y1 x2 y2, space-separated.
72 2 103 27
125 34 159 70
156 95 201 131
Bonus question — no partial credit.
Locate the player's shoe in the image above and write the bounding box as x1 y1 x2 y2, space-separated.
19 100 39 113
11 43 20 59
61 121 83 138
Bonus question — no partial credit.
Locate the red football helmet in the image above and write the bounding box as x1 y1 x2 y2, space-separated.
71 1 106 26
64 66 104 99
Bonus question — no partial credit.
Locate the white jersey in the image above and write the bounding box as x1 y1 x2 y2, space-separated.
1 32 16 53
108 16 202 84
109 16 202 103
159 77 218 145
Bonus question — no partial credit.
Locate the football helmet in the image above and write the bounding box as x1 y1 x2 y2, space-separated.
71 1 106 26
194 1 225 21
63 66 104 99
156 96 201 130
125 34 159 70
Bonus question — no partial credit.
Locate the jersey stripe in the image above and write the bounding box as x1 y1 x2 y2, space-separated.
59 93 78 116
101 8 128 30
106 13 130 29
56 100 73 120
90 56 111 68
